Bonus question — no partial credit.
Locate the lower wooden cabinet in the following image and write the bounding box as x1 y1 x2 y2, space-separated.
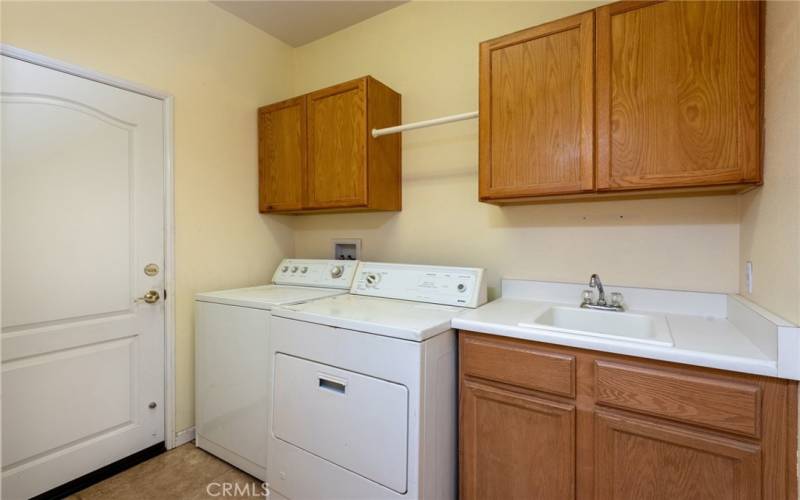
459 332 798 500
594 410 762 500
461 379 575 500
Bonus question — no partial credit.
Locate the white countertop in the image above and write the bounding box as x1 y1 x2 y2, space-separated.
451 279 800 379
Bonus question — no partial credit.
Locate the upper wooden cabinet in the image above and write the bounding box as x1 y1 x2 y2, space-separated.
596 0 762 191
479 12 595 200
307 79 368 209
479 0 763 204
258 76 401 214
258 96 306 212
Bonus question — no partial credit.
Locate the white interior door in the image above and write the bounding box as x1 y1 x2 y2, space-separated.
1 54 165 499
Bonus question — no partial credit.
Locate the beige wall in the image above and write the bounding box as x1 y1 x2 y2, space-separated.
1 1 295 432
289 1 741 298
739 1 800 324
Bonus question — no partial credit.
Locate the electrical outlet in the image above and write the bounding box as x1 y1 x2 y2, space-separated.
745 261 753 294
332 239 361 261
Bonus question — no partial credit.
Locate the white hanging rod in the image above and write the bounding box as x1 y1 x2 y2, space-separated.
371 110 478 138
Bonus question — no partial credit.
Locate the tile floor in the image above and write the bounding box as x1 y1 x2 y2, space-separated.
67 443 265 499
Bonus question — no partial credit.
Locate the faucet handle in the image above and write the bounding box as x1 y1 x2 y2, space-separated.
581 289 594 305
610 292 624 307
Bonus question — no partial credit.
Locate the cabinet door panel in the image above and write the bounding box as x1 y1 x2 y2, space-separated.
595 410 762 500
307 79 367 209
597 1 761 190
461 379 575 500
479 12 594 199
258 97 305 212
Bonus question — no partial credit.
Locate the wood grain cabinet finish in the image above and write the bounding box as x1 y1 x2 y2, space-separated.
258 96 306 212
596 0 762 191
479 12 595 200
461 379 575 500
258 76 400 214
479 0 762 204
307 79 369 209
459 332 798 500
594 360 761 437
461 334 575 397
594 410 762 500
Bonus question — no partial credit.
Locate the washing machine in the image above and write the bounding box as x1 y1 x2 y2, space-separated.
267 262 487 499
194 258 358 480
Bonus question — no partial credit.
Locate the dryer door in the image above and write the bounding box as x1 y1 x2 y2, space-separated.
273 353 408 493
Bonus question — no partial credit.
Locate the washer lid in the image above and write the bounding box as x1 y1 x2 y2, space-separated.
195 285 346 310
273 294 465 341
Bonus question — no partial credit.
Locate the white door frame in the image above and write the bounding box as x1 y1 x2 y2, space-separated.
0 43 180 450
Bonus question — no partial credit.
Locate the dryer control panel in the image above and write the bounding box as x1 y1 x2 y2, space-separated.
351 262 487 308
273 259 359 289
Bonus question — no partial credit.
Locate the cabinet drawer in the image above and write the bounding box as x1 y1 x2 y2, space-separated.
594 360 761 437
461 335 575 398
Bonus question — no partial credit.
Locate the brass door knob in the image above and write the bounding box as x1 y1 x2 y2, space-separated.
136 290 161 304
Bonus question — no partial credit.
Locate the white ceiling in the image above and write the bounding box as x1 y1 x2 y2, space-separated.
212 1 407 47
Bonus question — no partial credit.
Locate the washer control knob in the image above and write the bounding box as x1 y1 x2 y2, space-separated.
457 283 466 292
291 266 298 273
330 265 344 278
365 273 380 287
282 266 289 272
301 266 308 274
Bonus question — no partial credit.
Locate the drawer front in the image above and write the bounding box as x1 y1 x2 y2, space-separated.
461 335 575 398
594 360 761 437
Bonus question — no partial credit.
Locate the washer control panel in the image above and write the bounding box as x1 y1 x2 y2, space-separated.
351 262 487 308
273 259 359 289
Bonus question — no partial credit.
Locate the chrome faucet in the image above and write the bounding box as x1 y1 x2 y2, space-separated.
581 274 625 311
589 274 606 305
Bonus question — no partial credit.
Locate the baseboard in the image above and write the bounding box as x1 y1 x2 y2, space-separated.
173 426 196 448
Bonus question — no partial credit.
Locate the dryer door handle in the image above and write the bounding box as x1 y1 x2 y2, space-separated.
318 374 347 395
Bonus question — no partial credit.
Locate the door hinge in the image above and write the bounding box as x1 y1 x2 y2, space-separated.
163 289 167 300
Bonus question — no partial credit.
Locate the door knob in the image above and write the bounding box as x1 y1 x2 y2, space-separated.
136 290 161 304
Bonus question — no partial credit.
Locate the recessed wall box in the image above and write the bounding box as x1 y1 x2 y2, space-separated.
332 239 361 261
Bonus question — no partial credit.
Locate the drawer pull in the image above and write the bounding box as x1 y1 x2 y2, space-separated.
319 375 347 394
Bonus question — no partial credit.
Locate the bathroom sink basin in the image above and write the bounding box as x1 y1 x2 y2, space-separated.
519 306 673 347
